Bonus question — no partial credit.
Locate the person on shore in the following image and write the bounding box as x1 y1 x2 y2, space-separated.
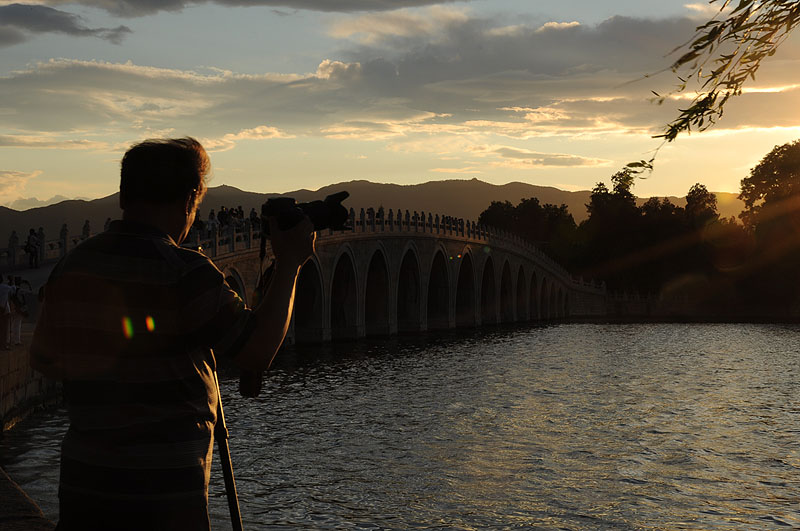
25 228 40 269
0 276 12 350
207 209 219 237
30 137 316 530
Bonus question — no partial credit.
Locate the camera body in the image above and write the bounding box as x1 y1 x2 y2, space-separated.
261 191 350 235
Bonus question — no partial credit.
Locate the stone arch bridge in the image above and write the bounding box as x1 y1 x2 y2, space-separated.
192 208 606 344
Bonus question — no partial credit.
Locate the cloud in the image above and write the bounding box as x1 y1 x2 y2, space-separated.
315 59 362 80
535 21 580 33
6 0 462 17
0 133 110 149
0 4 131 47
0 169 42 203
430 166 482 174
329 6 469 43
683 3 728 19
0 24 26 46
1 11 798 159
201 125 294 151
471 145 611 168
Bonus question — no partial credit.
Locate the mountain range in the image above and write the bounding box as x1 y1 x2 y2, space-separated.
1 178 744 246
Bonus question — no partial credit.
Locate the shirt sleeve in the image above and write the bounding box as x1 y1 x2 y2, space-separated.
179 258 256 359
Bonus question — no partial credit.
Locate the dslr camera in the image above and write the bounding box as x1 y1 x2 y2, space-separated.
261 190 350 236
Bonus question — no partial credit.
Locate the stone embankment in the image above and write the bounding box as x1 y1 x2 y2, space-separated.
0 331 57 530
1 265 58 529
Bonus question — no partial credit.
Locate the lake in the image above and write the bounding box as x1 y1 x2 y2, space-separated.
2 323 799 529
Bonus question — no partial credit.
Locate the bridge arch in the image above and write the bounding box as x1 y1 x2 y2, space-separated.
294 256 325 343
500 260 513 323
364 247 391 336
516 265 527 322
529 270 539 321
397 244 422 333
455 249 476 327
330 245 359 340
541 278 551 320
426 247 450 330
480 256 497 325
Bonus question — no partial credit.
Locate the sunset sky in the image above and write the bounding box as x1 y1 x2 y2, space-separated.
3 0 800 210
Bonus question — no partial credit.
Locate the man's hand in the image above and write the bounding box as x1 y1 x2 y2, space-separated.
235 215 316 379
267 215 316 272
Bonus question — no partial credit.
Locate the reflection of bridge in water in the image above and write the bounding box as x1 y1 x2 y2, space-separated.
203 208 606 344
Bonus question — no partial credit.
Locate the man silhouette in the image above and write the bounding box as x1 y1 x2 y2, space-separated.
31 137 315 530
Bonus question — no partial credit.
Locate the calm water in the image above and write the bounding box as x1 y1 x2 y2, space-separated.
2 323 799 530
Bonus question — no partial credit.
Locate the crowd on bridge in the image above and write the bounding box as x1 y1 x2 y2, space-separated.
192 205 259 239
6 228 46 269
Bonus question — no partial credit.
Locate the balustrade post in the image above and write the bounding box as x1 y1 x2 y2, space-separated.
404 210 410 231
359 208 366 232
413 211 419 232
349 208 356 232
387 209 394 232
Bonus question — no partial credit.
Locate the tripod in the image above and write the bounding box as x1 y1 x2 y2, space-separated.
214 371 244 531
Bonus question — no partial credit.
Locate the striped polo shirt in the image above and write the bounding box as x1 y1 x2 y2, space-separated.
30 219 253 527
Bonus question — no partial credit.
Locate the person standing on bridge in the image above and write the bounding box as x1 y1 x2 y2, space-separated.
30 137 316 530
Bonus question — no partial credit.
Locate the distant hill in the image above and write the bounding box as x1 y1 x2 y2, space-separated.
0 178 744 245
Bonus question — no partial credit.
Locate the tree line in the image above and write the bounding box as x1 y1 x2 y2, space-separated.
479 139 800 317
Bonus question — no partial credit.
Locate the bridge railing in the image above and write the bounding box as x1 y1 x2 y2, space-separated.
0 211 606 294
0 228 94 272
197 206 602 293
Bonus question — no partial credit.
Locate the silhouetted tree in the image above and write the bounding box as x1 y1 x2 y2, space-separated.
478 201 517 233
734 139 800 311
740 139 800 230
685 183 719 228
478 197 576 265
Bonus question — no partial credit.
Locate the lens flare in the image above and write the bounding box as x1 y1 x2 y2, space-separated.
121 317 134 339
145 316 155 332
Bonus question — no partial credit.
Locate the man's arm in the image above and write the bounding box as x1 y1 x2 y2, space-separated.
232 216 315 372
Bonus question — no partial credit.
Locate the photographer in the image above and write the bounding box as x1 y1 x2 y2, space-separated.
30 137 315 530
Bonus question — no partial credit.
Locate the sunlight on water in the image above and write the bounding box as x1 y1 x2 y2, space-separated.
3 324 800 529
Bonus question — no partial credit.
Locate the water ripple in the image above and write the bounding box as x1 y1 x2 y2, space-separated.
3 323 800 529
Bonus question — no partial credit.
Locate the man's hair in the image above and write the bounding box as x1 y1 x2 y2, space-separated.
120 137 210 206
